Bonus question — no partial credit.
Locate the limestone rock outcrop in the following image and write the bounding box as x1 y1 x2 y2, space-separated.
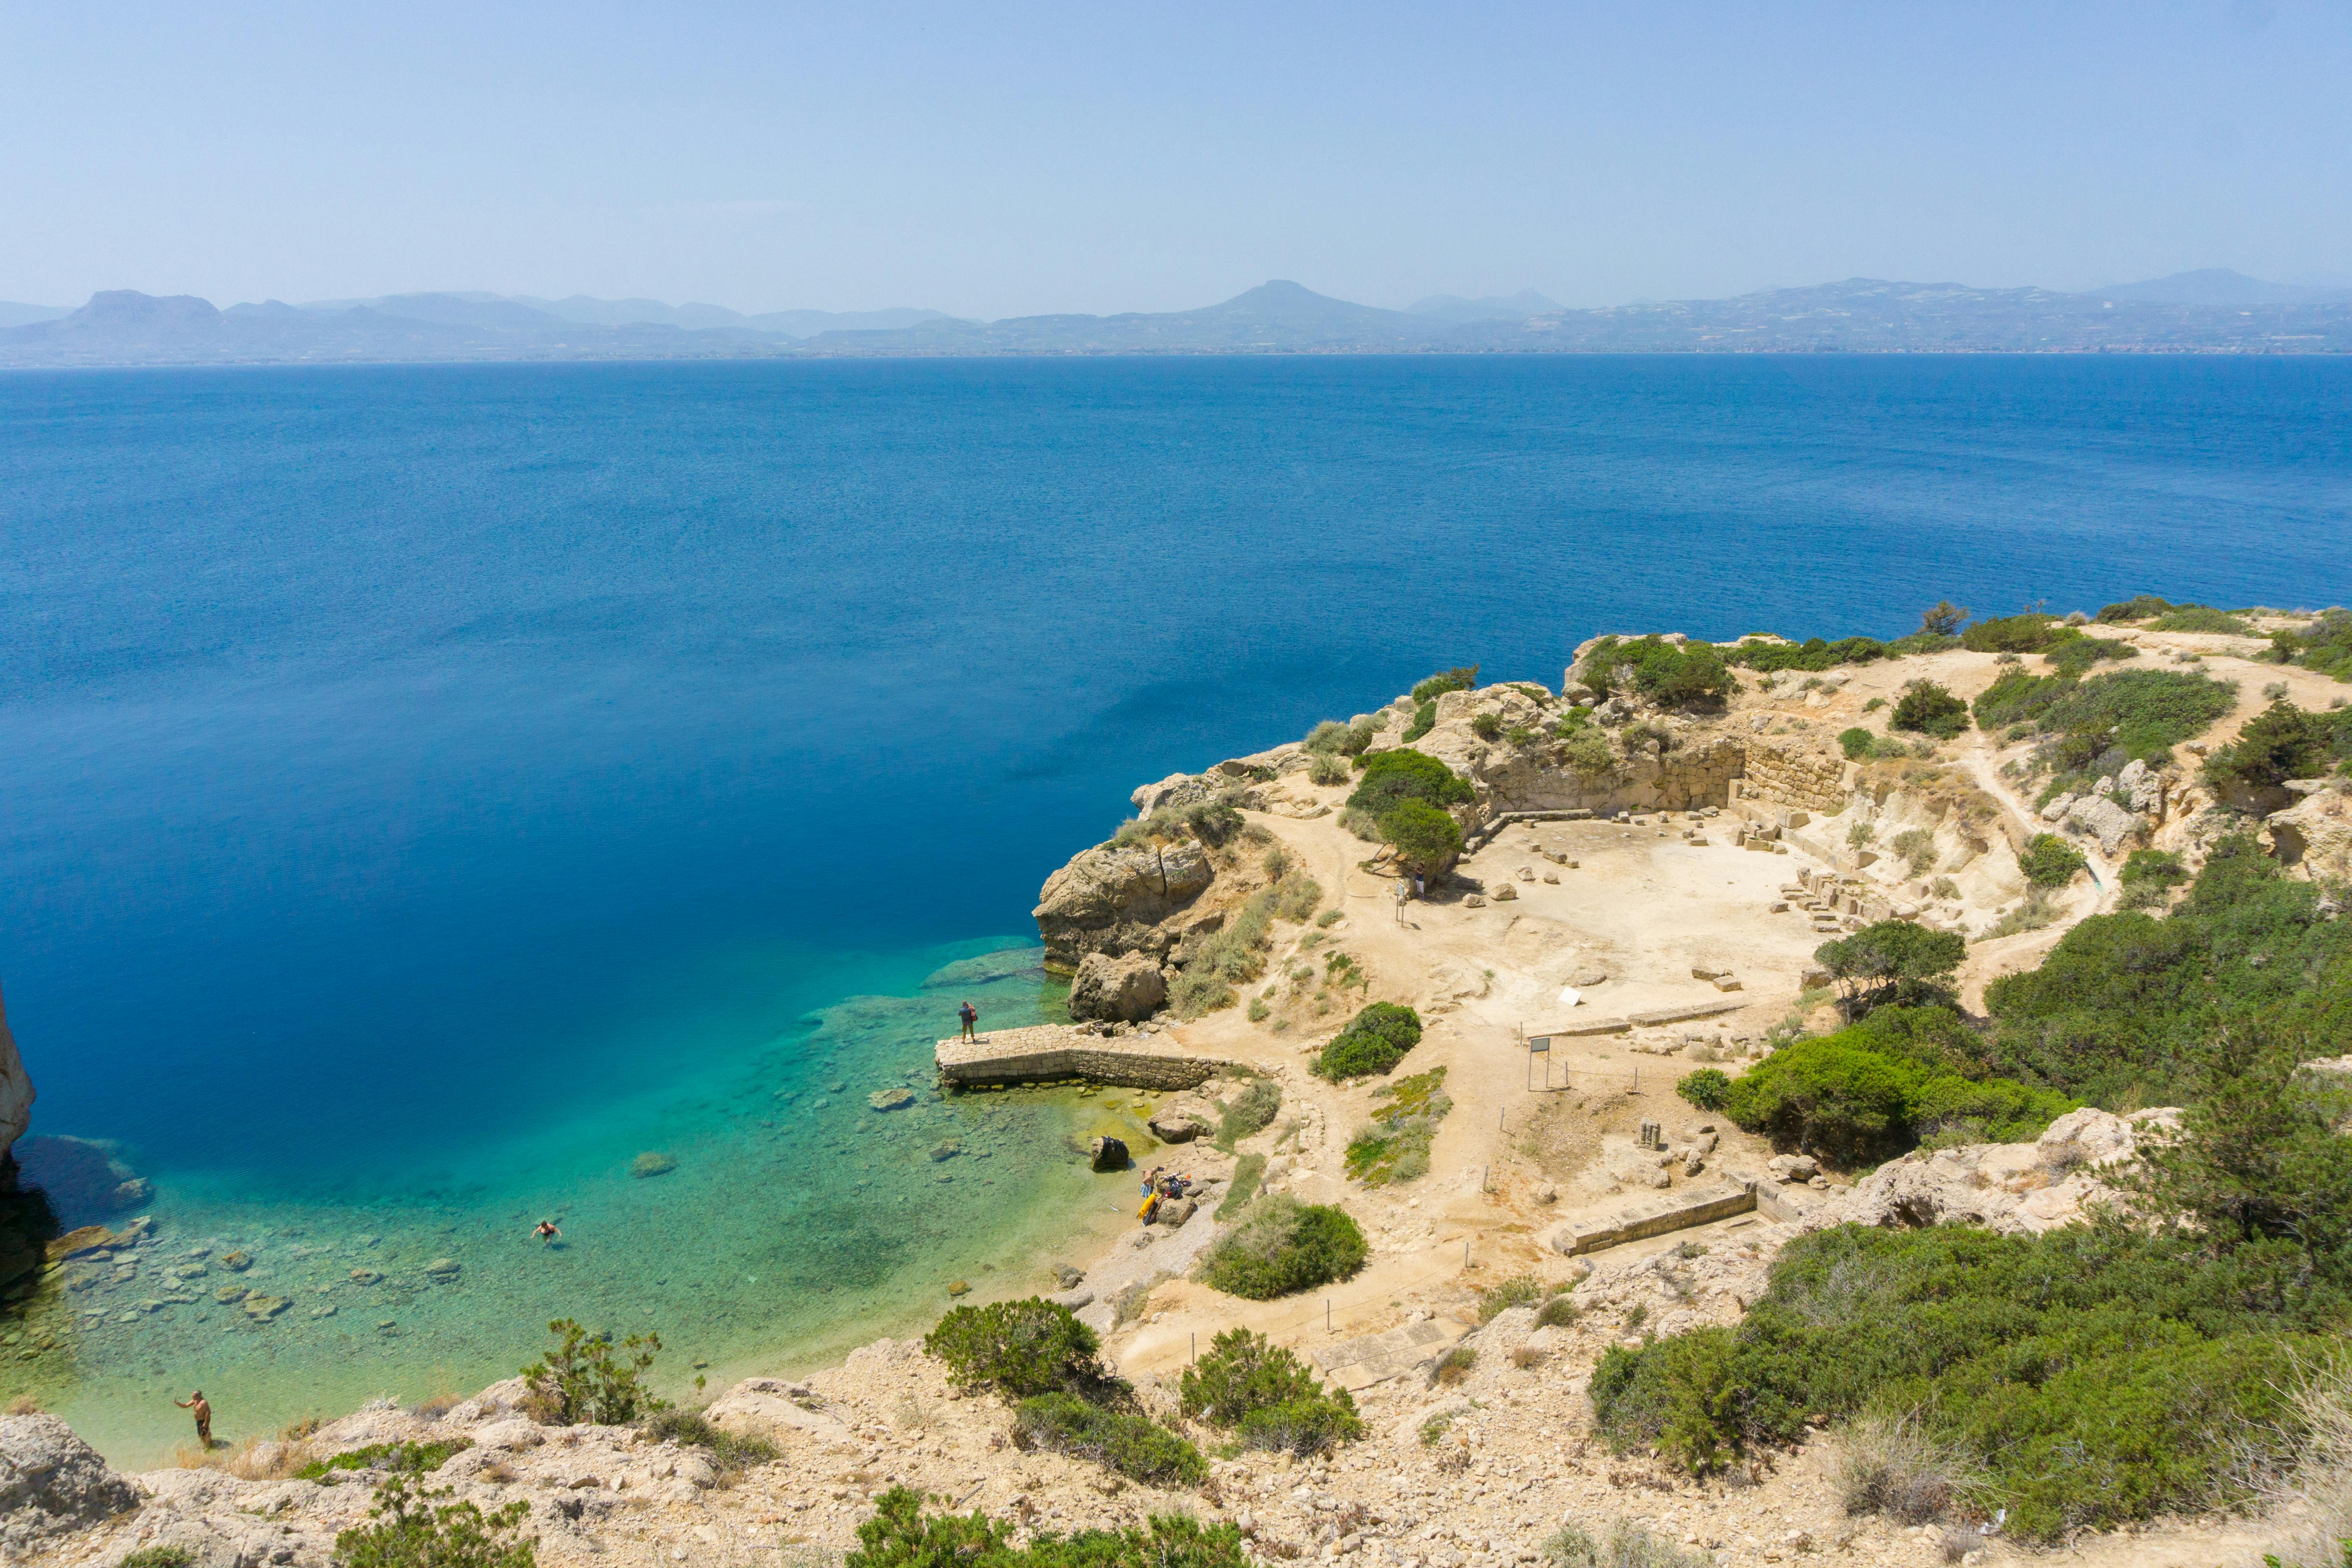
1034 840 1214 973
2265 781 2352 884
1807 1107 2177 1237
0 1414 141 1551
1067 951 1168 1022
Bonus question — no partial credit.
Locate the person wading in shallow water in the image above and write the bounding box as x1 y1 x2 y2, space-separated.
175 1389 212 1449
533 1219 561 1244
958 1001 978 1041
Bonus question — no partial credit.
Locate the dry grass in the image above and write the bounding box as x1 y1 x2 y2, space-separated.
1830 1409 1987 1526
2255 1352 2352 1568
168 1415 327 1480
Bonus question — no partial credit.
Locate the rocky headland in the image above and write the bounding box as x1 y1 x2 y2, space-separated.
8 598 2351 1568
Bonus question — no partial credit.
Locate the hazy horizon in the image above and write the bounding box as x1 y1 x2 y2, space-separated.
6 3 2352 317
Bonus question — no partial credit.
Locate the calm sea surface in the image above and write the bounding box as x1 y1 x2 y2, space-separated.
3 354 2348 1456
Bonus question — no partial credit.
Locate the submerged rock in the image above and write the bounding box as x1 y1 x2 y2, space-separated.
630 1152 677 1178
867 1087 916 1112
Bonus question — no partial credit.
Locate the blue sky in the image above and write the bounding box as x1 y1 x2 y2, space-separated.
3 2 2348 316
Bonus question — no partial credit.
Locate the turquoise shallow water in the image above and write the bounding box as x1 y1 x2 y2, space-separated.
4 354 2349 1461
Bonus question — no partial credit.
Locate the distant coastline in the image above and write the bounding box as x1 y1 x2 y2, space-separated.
8 271 2352 369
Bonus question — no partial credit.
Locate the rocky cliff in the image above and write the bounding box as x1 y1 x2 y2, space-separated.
0 984 32 1185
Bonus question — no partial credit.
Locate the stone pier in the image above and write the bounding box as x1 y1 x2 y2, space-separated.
935 1024 1238 1090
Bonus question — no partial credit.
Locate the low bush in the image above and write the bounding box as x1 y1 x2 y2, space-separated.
1216 1079 1281 1148
1411 667 1479 703
1579 636 1735 708
1536 1294 1580 1329
1348 748 1474 816
1831 1410 1987 1526
1560 729 1617 778
847 1486 1248 1568
2120 848 2188 890
1675 1068 1730 1111
2205 701 2352 793
1307 752 1351 786
1167 969 1236 1019
1920 600 1970 638
1011 1394 1206 1488
2097 593 2173 623
1429 1346 1477 1387
1960 613 2058 654
1197 1195 1368 1300
1312 1001 1423 1080
1344 1067 1450 1184
1889 828 1937 876
1477 1274 1547 1322
2042 629 2137 677
334 1471 536 1568
2018 833 2087 888
1303 720 1350 754
1178 1328 1364 1455
296 1439 471 1483
1728 635 1889 674
1471 712 1503 740
2039 668 2236 760
1889 680 1969 739
118 1552 196 1568
1112 796 1245 850
2270 607 2352 681
521 1320 665 1426
1837 726 1874 761
923 1299 1113 1400
2148 604 2255 635
1542 1520 1711 1568
1587 1223 2338 1541
1400 699 1437 744
638 1409 778 1474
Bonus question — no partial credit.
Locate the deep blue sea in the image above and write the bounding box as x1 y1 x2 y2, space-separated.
4 353 2348 1456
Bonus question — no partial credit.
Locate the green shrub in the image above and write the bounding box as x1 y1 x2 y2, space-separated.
1343 1067 1450 1184
1889 828 1937 876
1815 920 1965 1016
2040 669 2237 760
1837 727 1874 761
846 1486 1248 1568
1542 1521 1712 1568
1536 1295 1580 1329
1579 636 1734 707
2097 594 2173 624
1306 752 1351 786
1719 1021 2068 1165
1920 600 1970 637
296 1440 472 1483
1168 969 1236 1020
1011 1394 1206 1488
1303 720 1350 754
2148 604 2254 635
1348 749 1474 816
2042 629 2138 677
521 1320 665 1426
1429 1346 1476 1387
1197 1195 1368 1300
333 1471 536 1568
638 1409 779 1474
1560 729 1617 778
1728 635 1889 674
1588 1223 2337 1541
1312 1002 1423 1079
1216 1079 1281 1149
1178 1328 1364 1455
1890 680 1969 739
1401 699 1437 743
1471 712 1503 740
1960 613 2058 653
2205 701 2352 793
2270 608 2352 681
1675 1068 1730 1111
120 1549 197 1568
1411 667 1479 703
923 1299 1112 1400
1112 796 1245 850
2018 833 2086 888
1477 1274 1546 1323
1267 871 1322 922
2119 848 2188 890
1379 798 1463 875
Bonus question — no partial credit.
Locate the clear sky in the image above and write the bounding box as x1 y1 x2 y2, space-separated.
4 2 2348 317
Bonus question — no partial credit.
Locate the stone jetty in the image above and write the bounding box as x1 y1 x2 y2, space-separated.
934 1022 1238 1090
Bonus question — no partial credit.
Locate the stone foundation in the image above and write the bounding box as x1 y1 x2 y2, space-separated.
935 1024 1238 1090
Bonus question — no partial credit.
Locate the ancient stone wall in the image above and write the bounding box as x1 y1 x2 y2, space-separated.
1735 742 1850 816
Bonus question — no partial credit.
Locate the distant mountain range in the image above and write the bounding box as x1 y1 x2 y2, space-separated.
5 269 2348 368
